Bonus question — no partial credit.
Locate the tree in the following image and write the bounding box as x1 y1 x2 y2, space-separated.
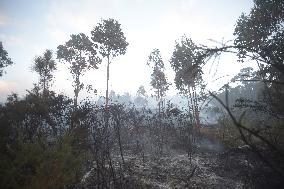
170 36 204 129
91 18 128 108
137 85 147 97
147 49 169 105
197 0 284 177
32 49 56 94
57 33 101 109
134 85 148 107
0 42 13 77
233 0 284 115
147 48 169 153
197 0 284 116
234 0 284 73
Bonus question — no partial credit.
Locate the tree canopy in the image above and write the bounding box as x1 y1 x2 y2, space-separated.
147 49 169 100
0 42 13 77
91 18 128 108
91 18 128 58
57 33 101 72
234 0 284 73
32 49 56 92
57 33 101 108
170 36 203 93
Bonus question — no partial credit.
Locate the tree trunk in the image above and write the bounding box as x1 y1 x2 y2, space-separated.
116 120 125 165
193 84 200 130
105 55 110 109
188 86 196 125
157 89 163 154
74 73 80 109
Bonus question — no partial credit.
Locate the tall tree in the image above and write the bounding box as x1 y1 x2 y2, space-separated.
147 49 169 108
32 49 56 94
147 49 169 153
170 36 203 129
91 18 128 108
198 0 284 115
57 33 101 109
233 0 284 115
0 42 13 77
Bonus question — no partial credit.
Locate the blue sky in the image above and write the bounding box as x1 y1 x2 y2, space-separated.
0 0 254 101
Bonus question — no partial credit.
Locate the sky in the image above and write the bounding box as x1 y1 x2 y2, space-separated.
0 0 254 102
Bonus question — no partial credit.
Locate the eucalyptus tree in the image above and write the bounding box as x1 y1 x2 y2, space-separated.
147 49 169 111
0 42 13 77
147 49 169 153
91 20 128 177
170 36 204 129
32 49 56 94
91 18 128 108
57 33 101 109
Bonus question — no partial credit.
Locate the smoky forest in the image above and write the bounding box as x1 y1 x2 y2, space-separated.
0 0 284 188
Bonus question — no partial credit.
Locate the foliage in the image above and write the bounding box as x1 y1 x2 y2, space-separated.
32 49 56 92
170 36 205 130
0 89 83 189
170 36 203 93
0 134 83 189
0 87 73 141
91 18 128 58
57 33 101 108
197 0 284 116
147 49 169 100
234 0 284 73
215 113 242 147
233 0 284 115
189 0 284 177
0 41 13 77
